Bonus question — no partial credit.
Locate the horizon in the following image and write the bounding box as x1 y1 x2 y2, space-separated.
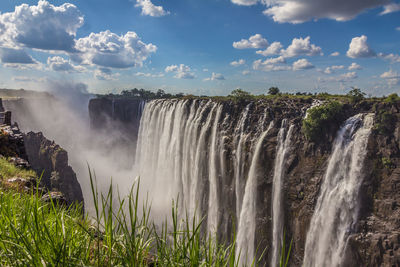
0 0 399 97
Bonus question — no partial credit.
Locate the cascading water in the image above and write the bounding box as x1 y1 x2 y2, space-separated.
234 104 251 222
135 100 223 229
271 120 294 267
236 121 273 266
303 113 374 267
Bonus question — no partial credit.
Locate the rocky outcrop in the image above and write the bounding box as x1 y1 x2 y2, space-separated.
89 97 144 143
23 131 84 208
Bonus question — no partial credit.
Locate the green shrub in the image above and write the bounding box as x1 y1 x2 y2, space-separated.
374 110 396 135
302 101 346 142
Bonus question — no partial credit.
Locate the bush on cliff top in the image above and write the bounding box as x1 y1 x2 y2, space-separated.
302 101 347 142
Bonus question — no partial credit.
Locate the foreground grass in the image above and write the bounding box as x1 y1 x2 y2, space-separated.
0 160 292 266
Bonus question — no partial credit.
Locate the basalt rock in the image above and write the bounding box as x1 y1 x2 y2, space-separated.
23 131 84 209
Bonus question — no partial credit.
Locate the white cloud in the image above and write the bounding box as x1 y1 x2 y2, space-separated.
324 65 345 74
203 68 209 72
165 64 195 79
231 0 258 6
230 59 246 67
346 35 376 58
0 48 35 64
253 56 290 71
233 34 269 49
378 53 400 63
94 68 120 81
330 52 340 56
282 36 322 57
47 56 84 72
261 0 389 24
348 62 362 70
380 3 400 15
242 70 251 75
0 1 83 51
292 58 314 70
380 69 400 86
256 42 283 56
204 72 226 81
319 71 358 83
74 30 157 69
397 27 400 31
135 72 164 78
135 0 169 17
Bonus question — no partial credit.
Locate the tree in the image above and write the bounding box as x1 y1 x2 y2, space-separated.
347 87 365 103
268 87 280 95
229 89 252 99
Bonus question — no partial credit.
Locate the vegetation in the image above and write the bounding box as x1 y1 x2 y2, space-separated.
0 157 36 179
374 109 396 135
103 88 185 100
302 101 347 142
347 87 365 103
268 87 280 95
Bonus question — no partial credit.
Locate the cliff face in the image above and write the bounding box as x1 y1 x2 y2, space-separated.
89 97 144 143
108 96 399 266
23 131 84 207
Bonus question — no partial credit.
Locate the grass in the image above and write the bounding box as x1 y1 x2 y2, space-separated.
0 157 36 179
0 162 292 266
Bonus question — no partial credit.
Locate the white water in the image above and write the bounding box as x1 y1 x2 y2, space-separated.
135 100 224 229
303 113 374 267
234 104 251 222
236 121 273 266
271 120 294 267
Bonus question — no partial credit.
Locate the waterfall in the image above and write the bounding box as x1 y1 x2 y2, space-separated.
303 113 374 267
236 121 273 266
111 98 115 119
135 100 223 227
207 105 223 235
271 120 294 267
234 104 251 222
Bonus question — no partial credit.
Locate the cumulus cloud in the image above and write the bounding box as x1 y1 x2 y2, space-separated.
380 69 400 86
233 34 269 49
261 0 389 24
323 65 345 74
330 52 340 56
378 53 400 63
165 64 195 79
47 56 84 72
319 71 358 83
253 56 290 71
231 0 258 6
135 72 164 78
12 76 46 83
135 0 169 17
0 48 35 64
94 68 120 81
73 30 157 69
256 42 283 56
292 58 314 70
379 3 400 15
346 35 376 58
282 36 323 57
242 70 251 75
0 0 83 51
230 59 246 67
204 72 226 81
348 62 362 70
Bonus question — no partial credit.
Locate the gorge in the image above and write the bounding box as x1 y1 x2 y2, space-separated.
2 92 400 266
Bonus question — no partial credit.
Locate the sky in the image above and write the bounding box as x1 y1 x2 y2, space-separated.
0 0 399 96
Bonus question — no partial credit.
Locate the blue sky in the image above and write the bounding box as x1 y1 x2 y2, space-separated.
0 0 399 96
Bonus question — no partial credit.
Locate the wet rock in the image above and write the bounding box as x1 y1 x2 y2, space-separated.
41 191 67 206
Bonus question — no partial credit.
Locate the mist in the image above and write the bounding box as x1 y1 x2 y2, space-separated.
3 81 144 216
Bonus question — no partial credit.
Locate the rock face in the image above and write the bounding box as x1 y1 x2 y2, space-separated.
89 97 144 143
126 97 400 266
23 131 84 208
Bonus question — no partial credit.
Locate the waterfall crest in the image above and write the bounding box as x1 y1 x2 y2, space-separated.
270 120 294 267
303 113 374 267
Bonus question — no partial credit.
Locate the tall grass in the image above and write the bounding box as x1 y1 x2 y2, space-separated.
0 165 292 266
